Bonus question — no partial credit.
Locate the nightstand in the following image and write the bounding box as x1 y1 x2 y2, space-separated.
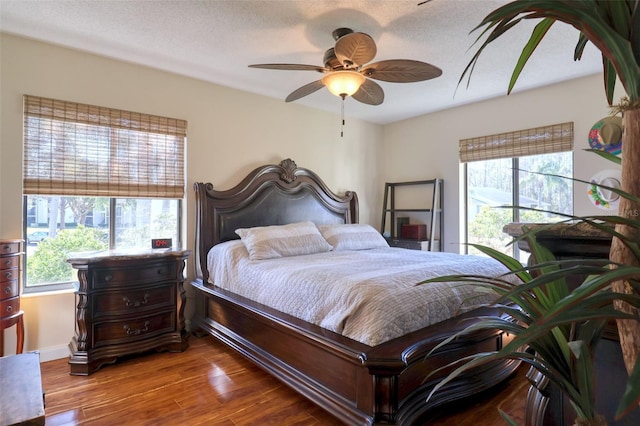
385 237 440 251
67 248 191 375
1 239 24 357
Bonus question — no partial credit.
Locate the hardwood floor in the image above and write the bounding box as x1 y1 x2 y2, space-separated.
39 335 529 425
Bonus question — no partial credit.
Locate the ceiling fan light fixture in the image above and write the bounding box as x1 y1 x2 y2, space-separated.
321 71 365 98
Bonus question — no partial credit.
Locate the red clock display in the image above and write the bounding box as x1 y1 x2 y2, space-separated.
151 238 172 249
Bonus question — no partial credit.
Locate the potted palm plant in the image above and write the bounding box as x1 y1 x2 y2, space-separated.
421 212 640 424
452 0 640 377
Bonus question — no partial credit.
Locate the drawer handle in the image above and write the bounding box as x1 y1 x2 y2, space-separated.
104 274 113 282
123 293 149 308
3 259 11 266
2 245 10 253
6 305 12 313
4 286 11 295
4 271 13 279
157 269 167 275
123 321 150 336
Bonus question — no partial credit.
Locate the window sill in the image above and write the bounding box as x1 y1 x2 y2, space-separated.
21 287 75 298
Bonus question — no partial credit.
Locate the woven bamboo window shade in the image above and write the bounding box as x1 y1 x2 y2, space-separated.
459 121 573 163
23 95 187 198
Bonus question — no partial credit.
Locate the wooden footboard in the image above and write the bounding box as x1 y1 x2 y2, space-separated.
191 279 520 425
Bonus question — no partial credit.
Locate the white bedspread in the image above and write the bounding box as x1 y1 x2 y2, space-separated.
207 241 513 346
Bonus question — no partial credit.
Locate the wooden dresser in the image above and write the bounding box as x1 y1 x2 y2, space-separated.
1 239 24 357
67 249 191 375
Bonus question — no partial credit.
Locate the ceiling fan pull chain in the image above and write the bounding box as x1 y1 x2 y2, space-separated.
341 95 345 137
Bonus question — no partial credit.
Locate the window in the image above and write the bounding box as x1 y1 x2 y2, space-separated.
22 96 186 292
461 122 573 261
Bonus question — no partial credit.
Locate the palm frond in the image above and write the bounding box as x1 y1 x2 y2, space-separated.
585 148 622 164
568 339 598 418
508 18 555 93
460 0 640 102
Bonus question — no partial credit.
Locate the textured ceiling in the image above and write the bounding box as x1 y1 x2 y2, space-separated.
0 0 603 125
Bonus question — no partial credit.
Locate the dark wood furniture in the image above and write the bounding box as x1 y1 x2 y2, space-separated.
1 239 24 357
504 222 640 425
191 159 520 425
381 179 443 251
67 249 191 375
384 237 435 251
0 352 45 426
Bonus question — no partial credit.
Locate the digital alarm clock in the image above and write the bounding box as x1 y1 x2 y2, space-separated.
151 238 172 249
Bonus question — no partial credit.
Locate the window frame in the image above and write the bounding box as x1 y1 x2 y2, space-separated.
22 196 183 294
461 122 574 261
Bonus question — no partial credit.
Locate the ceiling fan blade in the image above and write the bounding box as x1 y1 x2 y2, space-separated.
249 63 327 72
352 79 384 105
334 32 377 68
285 80 325 102
361 60 443 82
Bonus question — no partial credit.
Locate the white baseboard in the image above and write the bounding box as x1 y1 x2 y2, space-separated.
36 344 69 362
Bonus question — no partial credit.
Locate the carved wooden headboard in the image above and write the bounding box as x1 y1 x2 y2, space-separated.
193 158 359 283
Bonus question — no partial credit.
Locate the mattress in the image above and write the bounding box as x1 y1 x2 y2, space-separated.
207 240 514 346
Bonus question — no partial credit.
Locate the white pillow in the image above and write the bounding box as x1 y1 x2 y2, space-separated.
235 221 332 260
318 224 389 251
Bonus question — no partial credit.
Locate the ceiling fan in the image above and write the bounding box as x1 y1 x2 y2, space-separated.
249 28 443 105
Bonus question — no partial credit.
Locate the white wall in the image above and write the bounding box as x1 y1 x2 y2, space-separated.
0 33 383 359
382 74 621 252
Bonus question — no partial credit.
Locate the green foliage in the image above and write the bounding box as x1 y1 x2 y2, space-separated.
468 206 546 256
115 212 176 249
153 212 177 231
421 210 640 422
27 226 107 284
468 206 514 256
421 224 640 422
117 225 151 249
460 0 640 104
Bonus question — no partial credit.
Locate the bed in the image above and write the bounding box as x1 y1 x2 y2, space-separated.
190 158 520 425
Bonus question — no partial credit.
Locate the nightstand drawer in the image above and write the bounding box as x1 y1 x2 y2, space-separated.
93 284 175 317
2 280 19 299
1 242 21 256
92 263 178 288
1 261 20 283
1 296 20 318
1 254 20 271
92 310 176 347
